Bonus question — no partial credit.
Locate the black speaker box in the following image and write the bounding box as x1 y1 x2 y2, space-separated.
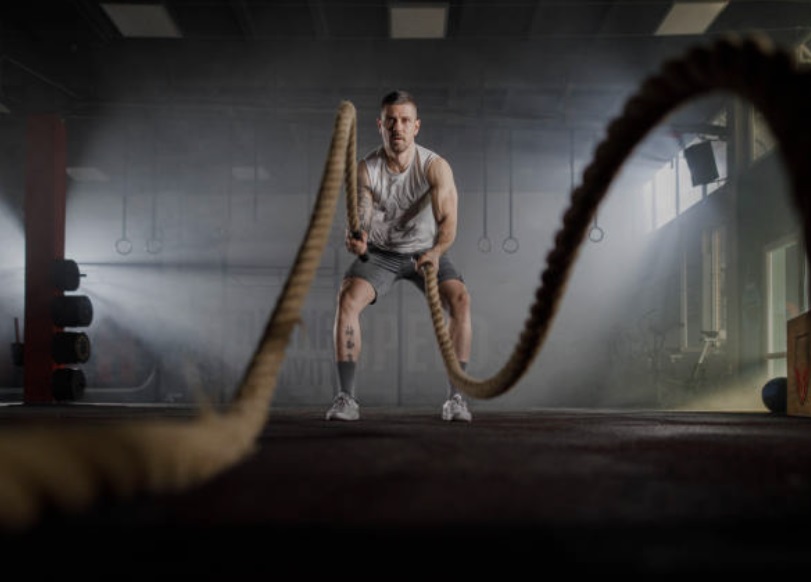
684 141 719 187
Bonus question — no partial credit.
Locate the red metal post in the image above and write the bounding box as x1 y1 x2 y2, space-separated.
23 115 67 403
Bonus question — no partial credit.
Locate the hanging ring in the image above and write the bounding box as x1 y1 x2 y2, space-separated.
115 237 133 255
478 236 492 253
502 237 519 254
589 225 605 243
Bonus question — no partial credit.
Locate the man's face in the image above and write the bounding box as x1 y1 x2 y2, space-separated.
378 102 420 155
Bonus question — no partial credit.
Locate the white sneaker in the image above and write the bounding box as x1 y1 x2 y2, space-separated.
326 392 360 421
441 394 472 422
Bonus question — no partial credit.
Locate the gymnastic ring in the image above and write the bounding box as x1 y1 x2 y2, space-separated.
589 225 605 243
115 237 133 255
478 236 492 253
502 237 519 254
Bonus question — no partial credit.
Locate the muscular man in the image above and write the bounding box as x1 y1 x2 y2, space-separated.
326 90 473 422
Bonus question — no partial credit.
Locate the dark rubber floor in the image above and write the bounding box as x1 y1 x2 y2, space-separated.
2 404 810 578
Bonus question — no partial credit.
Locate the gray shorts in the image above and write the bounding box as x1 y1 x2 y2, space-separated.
345 244 464 303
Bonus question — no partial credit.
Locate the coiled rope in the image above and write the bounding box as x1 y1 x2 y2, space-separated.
0 35 808 531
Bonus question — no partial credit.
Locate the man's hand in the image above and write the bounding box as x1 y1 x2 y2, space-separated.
414 248 440 273
346 229 369 261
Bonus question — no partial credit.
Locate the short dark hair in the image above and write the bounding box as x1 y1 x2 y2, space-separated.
381 90 417 113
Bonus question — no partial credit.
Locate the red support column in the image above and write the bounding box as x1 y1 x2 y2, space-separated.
23 114 67 404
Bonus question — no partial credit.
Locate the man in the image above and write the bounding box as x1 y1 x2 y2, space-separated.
326 90 473 422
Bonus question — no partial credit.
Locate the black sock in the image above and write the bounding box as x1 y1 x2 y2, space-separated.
337 361 356 398
448 361 467 399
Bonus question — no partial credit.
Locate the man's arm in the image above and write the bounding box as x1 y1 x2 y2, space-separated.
347 160 373 257
416 156 458 271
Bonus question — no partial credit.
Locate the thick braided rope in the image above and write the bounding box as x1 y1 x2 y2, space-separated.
0 101 358 531
417 35 811 399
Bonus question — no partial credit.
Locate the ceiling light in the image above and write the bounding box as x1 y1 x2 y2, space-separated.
390 4 448 39
655 2 728 36
101 3 182 38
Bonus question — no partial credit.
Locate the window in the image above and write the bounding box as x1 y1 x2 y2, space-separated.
654 161 677 228
641 180 654 233
702 225 727 340
705 140 727 195
681 225 727 350
677 151 703 212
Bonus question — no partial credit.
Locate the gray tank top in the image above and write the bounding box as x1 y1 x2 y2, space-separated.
363 144 438 254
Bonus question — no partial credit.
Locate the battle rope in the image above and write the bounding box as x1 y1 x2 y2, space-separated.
414 35 811 399
0 35 808 531
0 101 357 530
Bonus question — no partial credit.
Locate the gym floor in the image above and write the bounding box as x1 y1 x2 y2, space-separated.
2 403 810 579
